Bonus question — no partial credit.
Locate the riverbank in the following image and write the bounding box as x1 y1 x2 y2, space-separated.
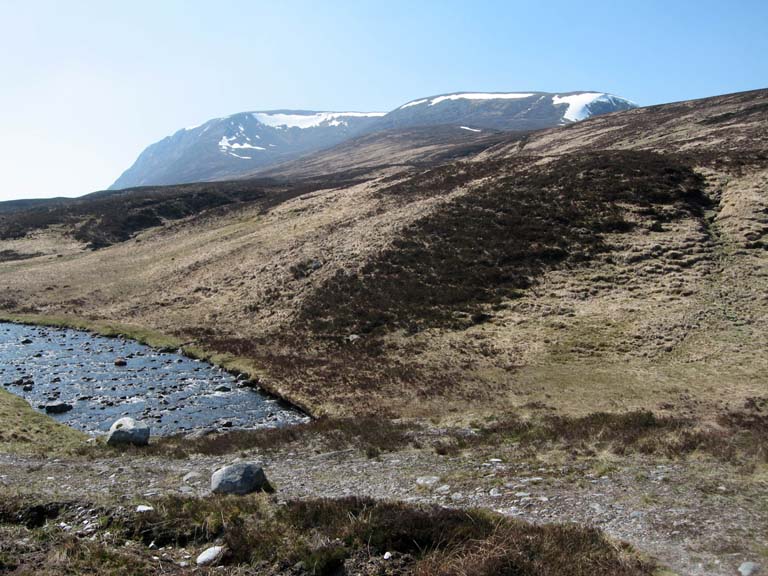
0 387 87 454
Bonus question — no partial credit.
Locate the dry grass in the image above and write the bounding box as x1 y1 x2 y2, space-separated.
462 408 768 464
0 493 656 575
0 388 86 454
93 416 415 459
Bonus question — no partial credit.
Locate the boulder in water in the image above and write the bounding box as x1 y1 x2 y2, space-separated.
44 402 73 414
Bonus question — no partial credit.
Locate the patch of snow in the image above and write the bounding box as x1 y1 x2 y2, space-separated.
429 92 534 106
459 126 482 132
551 92 636 122
252 111 384 129
218 136 266 151
400 98 429 109
227 152 252 160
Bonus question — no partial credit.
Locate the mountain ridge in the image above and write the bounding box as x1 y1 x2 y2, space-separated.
110 90 636 189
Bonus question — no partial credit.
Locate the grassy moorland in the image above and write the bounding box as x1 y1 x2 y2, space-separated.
1 90 766 423
0 90 766 575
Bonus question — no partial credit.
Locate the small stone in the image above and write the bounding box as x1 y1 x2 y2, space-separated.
185 428 216 440
183 471 203 483
383 551 392 560
739 562 761 576
196 545 226 566
416 476 440 487
114 358 128 367
136 505 154 513
214 385 231 392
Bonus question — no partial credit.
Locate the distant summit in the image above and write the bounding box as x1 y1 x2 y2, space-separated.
110 111 385 189
110 91 636 189
379 91 636 131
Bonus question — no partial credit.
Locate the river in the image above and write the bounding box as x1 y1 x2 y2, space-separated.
0 322 307 435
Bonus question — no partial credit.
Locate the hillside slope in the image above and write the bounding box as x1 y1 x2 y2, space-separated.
1 89 766 421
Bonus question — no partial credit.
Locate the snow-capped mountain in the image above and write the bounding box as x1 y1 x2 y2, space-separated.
110 92 636 189
110 111 385 189
379 91 636 131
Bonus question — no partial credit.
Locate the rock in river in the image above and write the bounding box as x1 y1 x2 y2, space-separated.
44 402 73 414
106 417 150 446
211 462 269 495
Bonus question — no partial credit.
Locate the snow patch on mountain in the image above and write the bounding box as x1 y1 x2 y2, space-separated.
399 98 429 109
551 93 636 122
398 93 536 109
218 136 266 152
429 92 535 106
252 111 385 129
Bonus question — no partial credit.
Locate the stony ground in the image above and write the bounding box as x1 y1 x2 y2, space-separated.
1 432 765 576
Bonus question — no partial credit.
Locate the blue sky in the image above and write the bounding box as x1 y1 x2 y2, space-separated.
0 0 766 200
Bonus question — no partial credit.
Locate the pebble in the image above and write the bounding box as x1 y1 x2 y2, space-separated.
196 545 226 566
739 562 761 576
416 476 440 487
183 471 203 483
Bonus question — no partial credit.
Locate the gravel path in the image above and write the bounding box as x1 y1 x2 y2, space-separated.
1 441 765 576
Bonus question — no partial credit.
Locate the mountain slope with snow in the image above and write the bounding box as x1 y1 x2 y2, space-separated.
110 111 384 189
111 91 635 189
379 91 636 131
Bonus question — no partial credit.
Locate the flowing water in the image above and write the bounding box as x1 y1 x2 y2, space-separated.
0 322 307 435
